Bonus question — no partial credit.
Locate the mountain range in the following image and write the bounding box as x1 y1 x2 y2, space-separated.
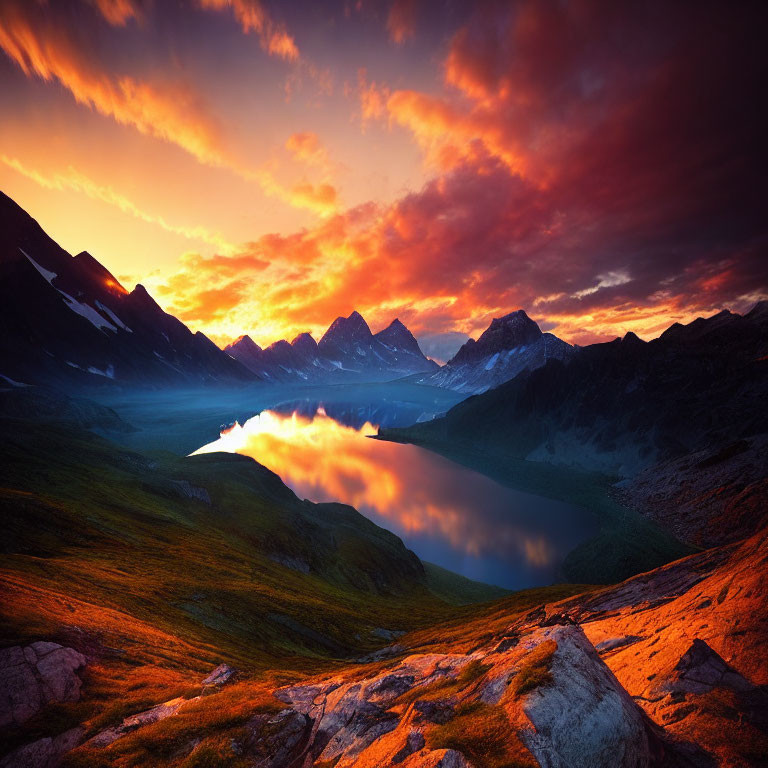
411 309 574 394
225 312 439 383
0 192 252 388
226 308 574 393
1 190 577 395
382 301 768 505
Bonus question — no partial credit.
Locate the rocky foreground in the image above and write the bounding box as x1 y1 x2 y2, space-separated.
3 526 765 767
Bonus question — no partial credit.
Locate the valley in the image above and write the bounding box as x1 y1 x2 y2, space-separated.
0 193 766 767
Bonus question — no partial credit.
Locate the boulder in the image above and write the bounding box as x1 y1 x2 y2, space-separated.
655 639 754 696
88 697 189 748
518 626 659 768
0 727 83 768
235 709 311 767
0 642 86 727
201 663 236 687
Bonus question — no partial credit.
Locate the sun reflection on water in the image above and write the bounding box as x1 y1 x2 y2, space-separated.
193 408 596 588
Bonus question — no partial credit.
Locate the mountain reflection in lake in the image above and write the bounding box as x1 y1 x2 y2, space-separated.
194 404 598 590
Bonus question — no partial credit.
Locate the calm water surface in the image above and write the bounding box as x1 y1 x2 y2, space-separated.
194 401 598 590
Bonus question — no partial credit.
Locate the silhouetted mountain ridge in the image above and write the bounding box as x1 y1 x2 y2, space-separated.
412 309 574 394
0 191 254 387
383 303 768 477
226 311 439 383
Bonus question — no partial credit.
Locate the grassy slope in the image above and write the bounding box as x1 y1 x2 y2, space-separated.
423 562 511 605
0 400 507 764
0 417 461 662
0 388 586 766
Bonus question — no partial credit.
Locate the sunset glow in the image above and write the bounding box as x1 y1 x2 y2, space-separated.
1 0 765 348
191 407 602 580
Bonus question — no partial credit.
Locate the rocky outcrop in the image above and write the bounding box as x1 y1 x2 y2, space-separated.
532 527 768 765
87 697 190 748
0 642 86 727
170 479 211 504
619 434 768 548
201 663 236 688
232 709 312 767
0 727 83 768
656 639 754 697
518 626 659 768
260 625 665 767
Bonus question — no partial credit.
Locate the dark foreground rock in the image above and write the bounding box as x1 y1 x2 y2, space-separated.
0 642 86 727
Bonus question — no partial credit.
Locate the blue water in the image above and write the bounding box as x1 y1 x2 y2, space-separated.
195 397 599 590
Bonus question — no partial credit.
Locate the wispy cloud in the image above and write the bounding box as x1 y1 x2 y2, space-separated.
0 2 338 217
286 132 330 171
387 0 418 44
0 4 231 169
197 0 299 61
2 154 236 252
87 0 143 26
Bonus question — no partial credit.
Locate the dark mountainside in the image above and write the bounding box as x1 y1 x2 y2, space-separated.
0 192 254 388
411 310 574 394
226 312 439 384
385 304 768 478
381 304 768 575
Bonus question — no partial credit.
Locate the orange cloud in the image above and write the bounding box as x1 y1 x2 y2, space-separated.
387 0 418 44
386 90 527 175
0 4 230 170
0 3 338 219
154 141 767 351
197 0 299 61
286 132 330 170
87 0 142 26
356 68 390 129
289 182 337 215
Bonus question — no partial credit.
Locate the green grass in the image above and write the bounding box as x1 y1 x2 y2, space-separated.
424 561 511 605
509 639 557 696
0 416 464 667
427 701 537 768
0 407 481 762
0 388 598 768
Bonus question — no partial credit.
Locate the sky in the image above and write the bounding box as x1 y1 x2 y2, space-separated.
1 0 766 352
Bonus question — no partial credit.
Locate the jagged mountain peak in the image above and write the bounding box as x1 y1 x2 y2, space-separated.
127 283 164 314
0 193 254 386
622 331 646 345
267 339 292 353
489 308 533 326
228 312 436 382
481 309 541 342
375 317 423 355
450 309 542 366
72 250 125 292
320 310 373 345
291 332 318 354
745 299 768 323
413 309 572 394
229 334 261 353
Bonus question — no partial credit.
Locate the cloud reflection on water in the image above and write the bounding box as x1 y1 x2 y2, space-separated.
193 407 597 588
